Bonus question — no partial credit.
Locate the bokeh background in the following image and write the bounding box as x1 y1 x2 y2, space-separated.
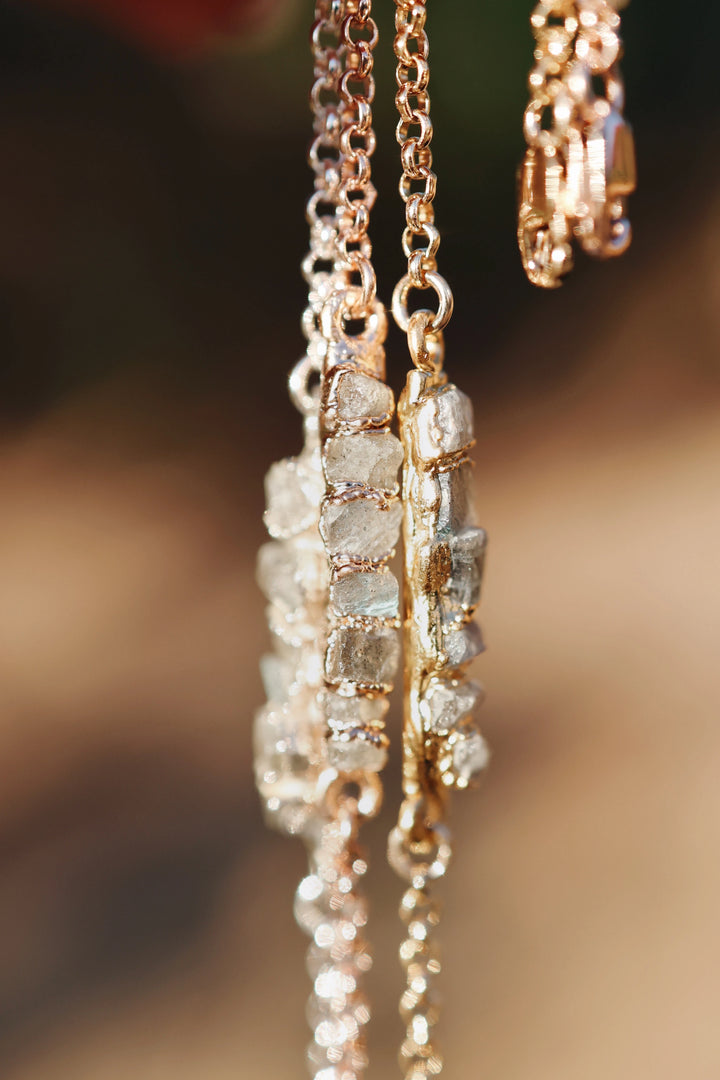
0 0 719 1077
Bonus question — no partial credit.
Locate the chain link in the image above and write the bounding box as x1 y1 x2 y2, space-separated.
291 0 346 415
392 0 453 354
333 0 379 319
518 0 636 287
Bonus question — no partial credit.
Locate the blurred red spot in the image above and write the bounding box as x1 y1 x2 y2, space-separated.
35 0 275 53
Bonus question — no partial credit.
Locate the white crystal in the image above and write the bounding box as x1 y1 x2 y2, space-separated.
330 569 399 619
420 677 484 735
335 371 394 424
263 452 324 539
325 625 400 688
443 620 485 668
436 462 475 537
260 650 297 702
258 536 327 610
443 526 487 621
324 432 403 491
320 497 402 562
452 728 490 786
326 731 388 772
322 689 389 732
257 541 303 609
253 701 322 833
414 385 474 461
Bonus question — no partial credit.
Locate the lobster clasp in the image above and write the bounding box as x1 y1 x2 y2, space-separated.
518 146 573 289
579 107 637 257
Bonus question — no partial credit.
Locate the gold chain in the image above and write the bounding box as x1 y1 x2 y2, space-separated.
291 0 346 416
336 0 379 319
392 0 453 368
518 0 636 287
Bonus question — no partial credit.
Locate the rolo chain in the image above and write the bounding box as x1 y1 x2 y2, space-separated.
291 0 346 416
392 0 453 369
336 0 379 321
518 0 636 287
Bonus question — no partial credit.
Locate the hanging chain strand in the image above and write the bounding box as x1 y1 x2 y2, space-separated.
290 6 377 1079
291 0 346 416
336 0 379 319
391 3 449 1077
391 0 453 365
391 5 491 1078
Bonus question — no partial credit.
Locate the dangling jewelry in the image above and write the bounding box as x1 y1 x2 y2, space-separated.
389 2 490 1076
518 0 637 288
255 2 402 1077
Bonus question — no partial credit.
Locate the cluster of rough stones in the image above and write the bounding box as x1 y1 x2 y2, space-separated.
408 376 490 788
254 421 328 836
319 342 404 773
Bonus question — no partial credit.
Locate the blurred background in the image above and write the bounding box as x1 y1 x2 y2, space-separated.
0 0 718 1076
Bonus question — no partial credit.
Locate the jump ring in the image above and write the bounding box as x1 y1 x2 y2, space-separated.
392 270 453 334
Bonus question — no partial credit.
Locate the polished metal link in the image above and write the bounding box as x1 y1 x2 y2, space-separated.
292 0 347 415
392 0 453 359
333 0 380 318
518 0 636 287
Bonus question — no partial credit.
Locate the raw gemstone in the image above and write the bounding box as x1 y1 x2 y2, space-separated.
420 677 484 735
414 385 474 461
322 689 389 732
326 730 388 772
257 538 327 610
264 452 324 539
443 619 485 668
335 370 394 424
451 727 491 787
257 540 301 609
442 526 487 621
253 700 322 833
325 625 400 688
320 497 402 562
260 650 298 703
330 568 399 620
267 600 320 649
436 462 475 537
324 432 403 491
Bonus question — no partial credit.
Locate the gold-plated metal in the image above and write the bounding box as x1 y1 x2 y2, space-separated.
256 5 394 1079
518 0 637 288
390 3 490 1076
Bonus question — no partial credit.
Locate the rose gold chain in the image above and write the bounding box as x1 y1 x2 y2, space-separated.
291 0 346 416
391 0 453 366
335 0 379 319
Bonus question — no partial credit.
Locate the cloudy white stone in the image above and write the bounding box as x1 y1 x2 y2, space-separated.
334 370 394 424
324 432 403 490
326 730 388 772
253 700 322 832
330 568 399 620
322 689 389 732
320 497 402 562
436 462 475 537
264 452 324 539
451 727 491 787
420 676 484 735
325 625 400 688
260 650 297 703
443 619 485 668
442 526 487 621
414 385 474 461
257 538 328 611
